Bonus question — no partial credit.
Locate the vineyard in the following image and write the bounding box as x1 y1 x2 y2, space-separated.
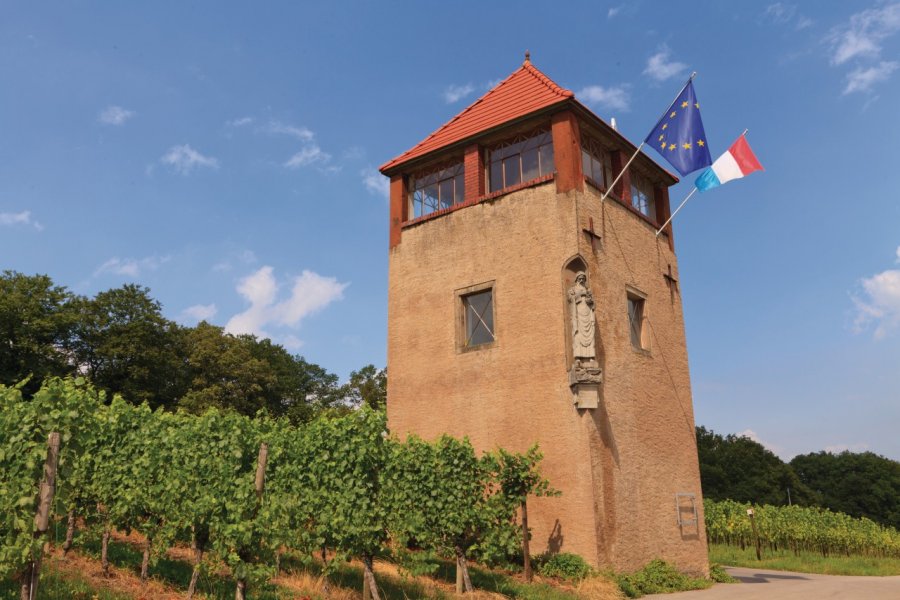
0 378 556 600
704 499 900 559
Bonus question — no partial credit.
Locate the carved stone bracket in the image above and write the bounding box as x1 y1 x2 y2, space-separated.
569 360 603 409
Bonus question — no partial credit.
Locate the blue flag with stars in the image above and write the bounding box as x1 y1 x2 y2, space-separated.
644 80 712 176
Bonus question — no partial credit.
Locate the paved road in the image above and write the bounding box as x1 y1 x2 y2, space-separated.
643 567 900 599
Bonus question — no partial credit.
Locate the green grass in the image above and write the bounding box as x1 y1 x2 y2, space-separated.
0 567 131 600
709 543 900 577
613 560 712 599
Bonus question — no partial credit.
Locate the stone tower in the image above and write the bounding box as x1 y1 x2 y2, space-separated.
379 57 708 575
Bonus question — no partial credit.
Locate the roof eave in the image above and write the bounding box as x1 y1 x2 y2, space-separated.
378 99 571 177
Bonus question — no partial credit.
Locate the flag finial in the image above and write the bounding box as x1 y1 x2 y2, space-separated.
524 50 531 64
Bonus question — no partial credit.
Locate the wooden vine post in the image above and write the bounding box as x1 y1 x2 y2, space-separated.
521 500 532 582
19 432 61 600
747 507 762 561
235 442 268 600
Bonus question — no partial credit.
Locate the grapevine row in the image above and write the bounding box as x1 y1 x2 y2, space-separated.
704 499 900 558
0 378 552 599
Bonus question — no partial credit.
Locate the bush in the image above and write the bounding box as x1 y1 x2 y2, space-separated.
535 552 594 581
709 563 737 583
615 559 712 598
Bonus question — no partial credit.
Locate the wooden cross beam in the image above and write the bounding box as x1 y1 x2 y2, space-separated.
582 217 602 252
664 264 679 293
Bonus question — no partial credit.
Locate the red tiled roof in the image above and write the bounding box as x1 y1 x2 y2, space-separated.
379 60 573 173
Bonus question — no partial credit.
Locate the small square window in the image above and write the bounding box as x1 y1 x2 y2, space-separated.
627 292 647 350
464 289 494 347
457 282 496 352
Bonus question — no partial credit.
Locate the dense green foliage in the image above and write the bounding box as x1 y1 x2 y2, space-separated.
0 271 380 422
790 451 900 529
614 559 712 598
0 377 551 595
697 426 900 530
704 499 900 558
696 426 817 506
534 552 593 581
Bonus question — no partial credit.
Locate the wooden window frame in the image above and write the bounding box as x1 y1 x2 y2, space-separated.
455 280 497 353
409 161 465 219
487 128 555 193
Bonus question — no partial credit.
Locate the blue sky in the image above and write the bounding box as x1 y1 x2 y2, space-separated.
2 2 899 460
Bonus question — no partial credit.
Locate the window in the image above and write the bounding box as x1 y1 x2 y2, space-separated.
489 130 555 192
627 292 647 350
630 174 656 220
463 289 494 347
581 136 612 189
410 162 464 219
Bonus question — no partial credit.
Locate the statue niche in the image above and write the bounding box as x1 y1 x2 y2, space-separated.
564 267 602 409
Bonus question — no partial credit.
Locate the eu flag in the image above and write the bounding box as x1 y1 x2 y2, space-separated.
645 80 712 176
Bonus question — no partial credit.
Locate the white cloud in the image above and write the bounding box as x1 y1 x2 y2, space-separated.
765 3 796 25
576 85 631 112
607 5 623 19
281 334 304 351
643 45 688 82
852 247 900 339
98 105 135 126
828 3 900 65
737 429 783 455
361 167 389 199
213 250 257 273
160 144 219 175
0 210 42 230
843 61 899 94
181 303 218 323
224 266 348 342
796 16 813 31
94 255 170 278
260 120 315 141
443 83 475 104
284 145 331 168
227 116 254 127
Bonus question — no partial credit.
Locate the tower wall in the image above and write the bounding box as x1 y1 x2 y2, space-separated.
387 176 708 574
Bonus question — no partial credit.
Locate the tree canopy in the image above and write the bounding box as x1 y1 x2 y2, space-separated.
0 271 379 421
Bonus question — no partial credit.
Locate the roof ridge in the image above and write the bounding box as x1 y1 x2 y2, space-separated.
381 66 527 169
379 61 575 173
522 62 573 98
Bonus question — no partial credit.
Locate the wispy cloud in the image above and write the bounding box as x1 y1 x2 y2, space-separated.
260 120 315 141
607 5 623 19
643 44 687 82
160 144 219 175
180 303 218 323
0 210 43 230
98 105 135 126
226 116 254 127
284 145 331 169
443 83 475 104
94 255 170 278
361 167 389 199
852 245 900 339
224 266 348 343
576 85 631 112
828 3 900 65
764 3 813 30
213 249 257 273
843 60 899 94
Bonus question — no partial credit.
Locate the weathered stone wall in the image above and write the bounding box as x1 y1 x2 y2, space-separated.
387 177 708 575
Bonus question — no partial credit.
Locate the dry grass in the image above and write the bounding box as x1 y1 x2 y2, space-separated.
45 546 185 600
575 576 626 600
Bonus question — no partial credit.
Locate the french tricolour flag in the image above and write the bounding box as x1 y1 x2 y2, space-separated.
695 134 763 192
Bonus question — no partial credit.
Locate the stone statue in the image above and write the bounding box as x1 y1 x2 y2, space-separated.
568 272 596 360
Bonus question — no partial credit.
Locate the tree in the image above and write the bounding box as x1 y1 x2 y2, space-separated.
342 365 387 411
0 271 77 394
69 284 187 408
179 322 274 416
790 451 900 529
696 426 818 506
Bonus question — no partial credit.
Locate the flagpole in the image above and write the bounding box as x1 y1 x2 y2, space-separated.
656 187 697 237
601 71 697 207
